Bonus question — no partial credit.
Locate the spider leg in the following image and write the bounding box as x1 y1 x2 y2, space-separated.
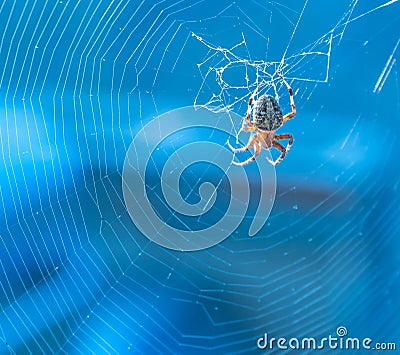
227 135 256 153
267 133 294 166
277 73 296 123
232 141 261 166
241 125 257 132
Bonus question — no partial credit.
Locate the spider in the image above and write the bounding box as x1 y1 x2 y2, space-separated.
227 74 296 166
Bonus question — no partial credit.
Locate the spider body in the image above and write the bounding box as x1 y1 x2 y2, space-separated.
252 129 275 150
227 74 296 166
253 94 283 131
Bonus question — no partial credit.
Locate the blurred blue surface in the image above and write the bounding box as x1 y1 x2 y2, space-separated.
0 0 399 353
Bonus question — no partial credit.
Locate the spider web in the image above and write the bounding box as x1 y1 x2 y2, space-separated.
0 0 399 353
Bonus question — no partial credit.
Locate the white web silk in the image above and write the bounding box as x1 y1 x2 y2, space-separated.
0 0 398 353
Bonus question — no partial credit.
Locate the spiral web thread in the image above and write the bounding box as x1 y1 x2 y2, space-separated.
0 0 399 353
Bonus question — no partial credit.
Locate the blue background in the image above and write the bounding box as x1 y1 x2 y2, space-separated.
0 0 399 353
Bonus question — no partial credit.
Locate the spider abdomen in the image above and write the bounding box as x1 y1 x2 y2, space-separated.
253 94 283 131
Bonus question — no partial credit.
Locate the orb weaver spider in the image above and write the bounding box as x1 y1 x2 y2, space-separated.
227 74 296 166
